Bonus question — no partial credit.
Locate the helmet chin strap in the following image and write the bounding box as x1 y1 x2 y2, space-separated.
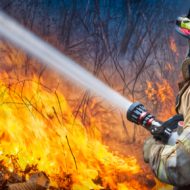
187 9 190 19
187 40 190 57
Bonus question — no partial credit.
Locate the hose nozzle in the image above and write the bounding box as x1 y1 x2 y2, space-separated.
127 102 157 129
127 102 173 142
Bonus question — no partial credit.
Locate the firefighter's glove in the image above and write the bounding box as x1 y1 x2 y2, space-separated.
143 137 157 163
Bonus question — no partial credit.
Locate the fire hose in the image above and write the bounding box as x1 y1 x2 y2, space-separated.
127 102 184 145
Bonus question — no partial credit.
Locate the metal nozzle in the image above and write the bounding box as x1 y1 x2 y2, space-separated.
126 102 184 143
127 102 145 124
127 102 156 129
127 102 169 142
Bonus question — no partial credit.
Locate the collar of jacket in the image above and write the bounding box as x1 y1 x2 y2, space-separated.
176 80 190 113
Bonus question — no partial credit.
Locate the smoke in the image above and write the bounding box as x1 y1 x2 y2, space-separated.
0 11 132 111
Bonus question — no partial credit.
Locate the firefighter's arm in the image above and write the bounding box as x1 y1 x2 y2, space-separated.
144 85 190 186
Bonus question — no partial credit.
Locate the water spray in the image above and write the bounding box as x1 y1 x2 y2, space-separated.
0 11 131 111
0 11 184 145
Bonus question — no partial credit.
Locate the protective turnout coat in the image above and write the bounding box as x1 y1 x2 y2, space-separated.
148 81 190 190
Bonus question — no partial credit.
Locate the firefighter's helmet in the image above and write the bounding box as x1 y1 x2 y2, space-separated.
176 9 190 39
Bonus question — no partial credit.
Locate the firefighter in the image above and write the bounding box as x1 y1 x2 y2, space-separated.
143 13 190 190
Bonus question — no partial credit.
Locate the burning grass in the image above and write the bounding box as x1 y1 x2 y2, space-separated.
0 74 158 190
0 43 175 189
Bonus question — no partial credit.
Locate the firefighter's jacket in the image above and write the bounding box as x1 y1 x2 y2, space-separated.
149 81 190 187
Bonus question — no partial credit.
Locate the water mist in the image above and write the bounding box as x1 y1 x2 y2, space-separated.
0 11 132 111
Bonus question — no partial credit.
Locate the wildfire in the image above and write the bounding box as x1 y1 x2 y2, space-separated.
0 43 173 190
0 72 151 189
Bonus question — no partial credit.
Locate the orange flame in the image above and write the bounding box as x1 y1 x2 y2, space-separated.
0 42 172 189
145 80 176 120
0 73 153 189
169 37 179 57
169 37 177 53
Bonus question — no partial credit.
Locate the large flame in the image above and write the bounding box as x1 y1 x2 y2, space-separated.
0 42 174 190
0 74 143 189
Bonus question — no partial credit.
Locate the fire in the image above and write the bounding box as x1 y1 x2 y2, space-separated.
0 72 151 189
145 80 176 120
169 37 179 56
170 37 177 53
0 43 174 189
146 80 174 103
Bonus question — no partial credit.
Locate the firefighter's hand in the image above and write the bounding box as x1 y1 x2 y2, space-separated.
143 137 157 163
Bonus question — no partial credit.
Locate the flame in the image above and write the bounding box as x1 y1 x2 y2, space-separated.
153 180 173 190
169 37 179 58
169 37 177 53
0 42 173 189
145 80 176 120
0 72 153 189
